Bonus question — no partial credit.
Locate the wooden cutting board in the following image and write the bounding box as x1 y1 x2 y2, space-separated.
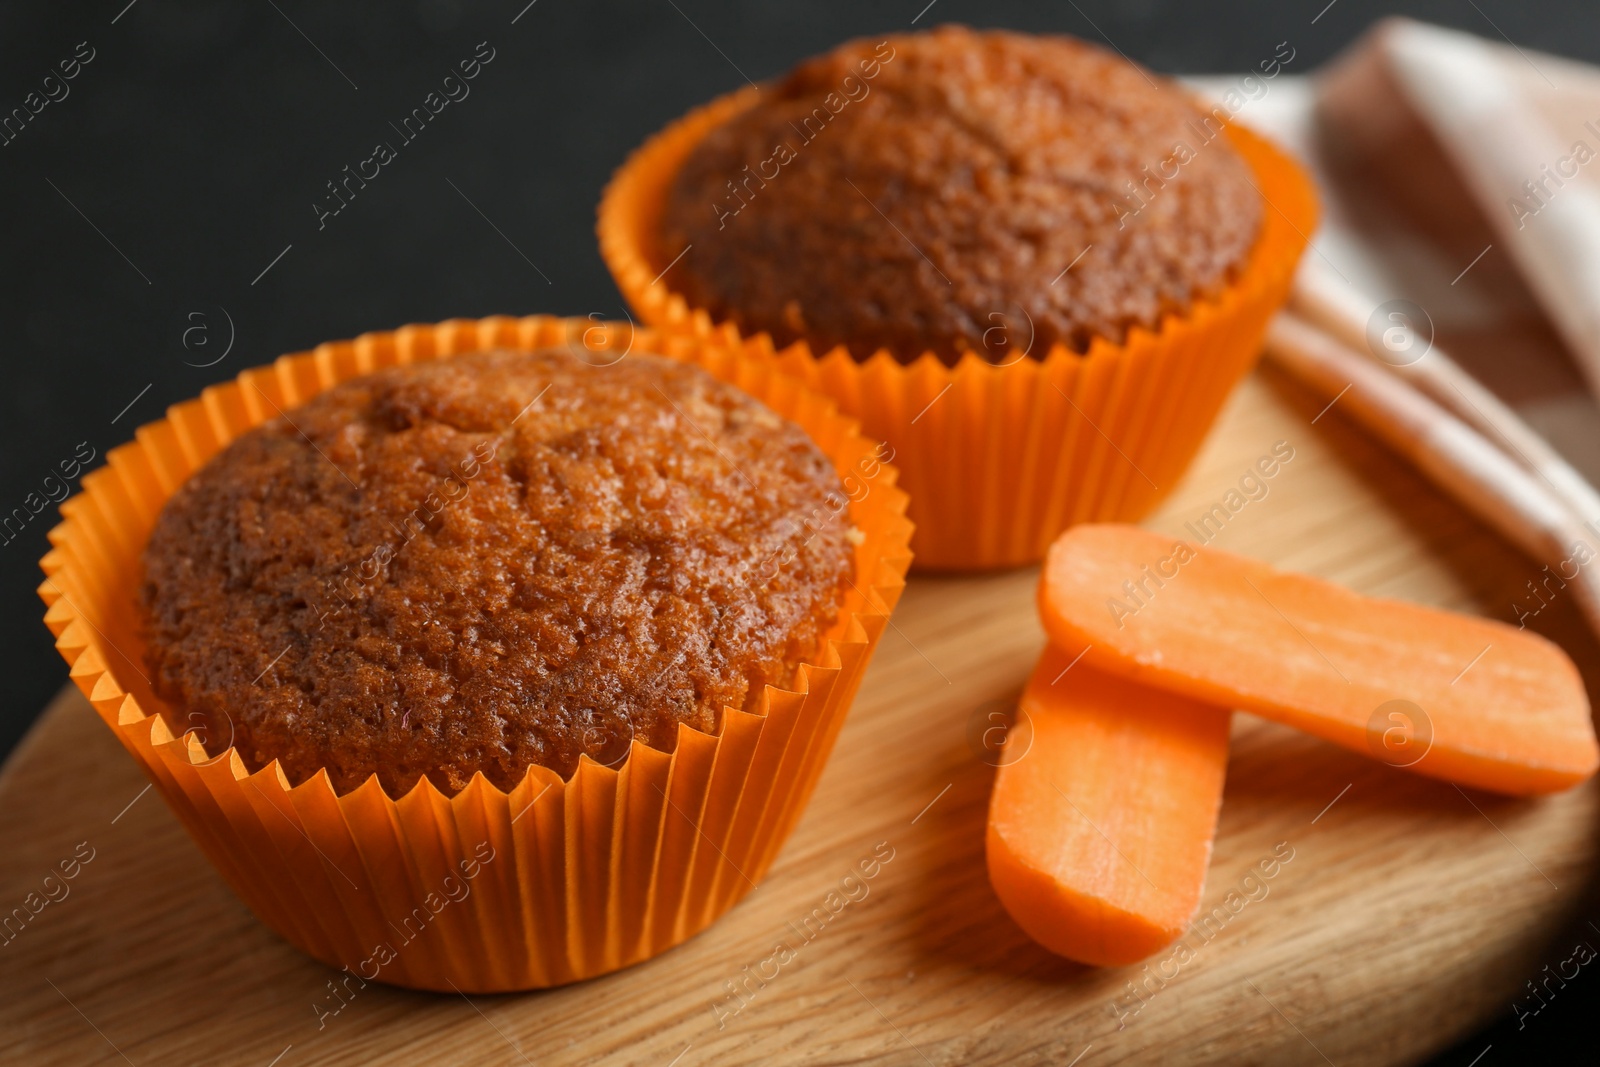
4 366 1599 1067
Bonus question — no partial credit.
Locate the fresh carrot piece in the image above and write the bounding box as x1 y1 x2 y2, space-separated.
1039 523 1598 795
986 646 1232 967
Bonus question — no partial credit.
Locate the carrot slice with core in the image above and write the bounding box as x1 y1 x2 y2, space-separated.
1040 523 1598 795
986 646 1232 966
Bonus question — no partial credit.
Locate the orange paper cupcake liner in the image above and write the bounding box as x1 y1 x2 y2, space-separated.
598 86 1318 569
38 316 913 993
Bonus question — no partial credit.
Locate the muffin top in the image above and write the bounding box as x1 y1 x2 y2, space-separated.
140 348 854 796
659 26 1263 365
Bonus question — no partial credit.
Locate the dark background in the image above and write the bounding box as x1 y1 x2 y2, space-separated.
2 1 1595 1062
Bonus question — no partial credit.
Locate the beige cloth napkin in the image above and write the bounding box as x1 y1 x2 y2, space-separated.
1309 16 1600 485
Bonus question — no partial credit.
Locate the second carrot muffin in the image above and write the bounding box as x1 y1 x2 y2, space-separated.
600 26 1316 569
41 316 913 992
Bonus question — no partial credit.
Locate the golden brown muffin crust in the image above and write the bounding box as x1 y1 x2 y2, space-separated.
660 26 1264 364
139 348 854 796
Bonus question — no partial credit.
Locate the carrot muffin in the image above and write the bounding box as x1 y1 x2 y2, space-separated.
658 26 1264 364
139 348 854 796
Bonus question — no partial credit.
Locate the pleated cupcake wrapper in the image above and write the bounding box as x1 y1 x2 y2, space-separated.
598 86 1319 569
39 315 914 992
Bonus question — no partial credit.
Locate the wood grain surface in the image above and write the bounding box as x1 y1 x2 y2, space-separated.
4 367 1599 1067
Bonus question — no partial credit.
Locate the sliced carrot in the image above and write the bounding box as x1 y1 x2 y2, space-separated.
986 646 1232 967
1039 523 1598 795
